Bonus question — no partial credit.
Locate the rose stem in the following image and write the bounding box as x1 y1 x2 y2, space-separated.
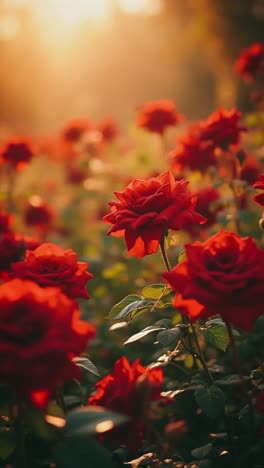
159 236 214 384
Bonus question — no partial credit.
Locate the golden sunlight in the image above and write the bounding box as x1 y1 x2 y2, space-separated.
34 0 111 26
117 0 162 15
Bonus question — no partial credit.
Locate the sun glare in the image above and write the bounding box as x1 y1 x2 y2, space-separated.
34 0 111 26
118 0 162 15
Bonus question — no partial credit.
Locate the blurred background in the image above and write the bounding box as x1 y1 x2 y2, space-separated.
0 0 263 134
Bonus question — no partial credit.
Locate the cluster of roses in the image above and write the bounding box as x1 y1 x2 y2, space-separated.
0 212 95 409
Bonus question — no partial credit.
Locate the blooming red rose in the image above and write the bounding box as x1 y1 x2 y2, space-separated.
137 100 184 135
62 118 92 143
169 135 217 173
0 232 40 277
98 118 118 143
12 242 93 299
198 108 247 148
1 137 34 168
253 174 264 207
163 231 264 330
0 279 95 408
24 196 53 229
103 171 206 258
240 156 261 185
89 356 164 450
235 43 264 80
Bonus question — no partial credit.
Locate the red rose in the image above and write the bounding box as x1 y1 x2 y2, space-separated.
163 231 264 330
89 356 164 451
253 174 264 207
240 156 261 185
198 108 247 148
62 118 92 143
0 232 40 277
11 242 93 299
97 118 118 143
137 100 184 135
103 171 206 258
0 279 95 407
1 137 34 168
235 43 264 80
169 135 217 173
24 196 53 228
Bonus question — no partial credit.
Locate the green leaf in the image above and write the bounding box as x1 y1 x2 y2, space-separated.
157 327 182 348
73 357 100 377
0 430 16 460
107 295 151 320
195 386 225 419
204 323 229 351
191 443 213 459
215 374 247 386
53 437 114 468
124 325 166 345
141 283 169 300
155 319 172 328
64 406 128 438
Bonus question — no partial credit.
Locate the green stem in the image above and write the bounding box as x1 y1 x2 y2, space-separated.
191 325 214 385
159 235 172 272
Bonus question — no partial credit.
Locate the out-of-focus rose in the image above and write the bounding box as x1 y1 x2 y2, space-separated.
0 279 95 408
12 243 93 299
0 232 40 277
163 231 264 330
62 118 92 143
198 108 247 149
240 156 261 185
24 197 53 229
103 171 206 258
235 43 264 81
89 356 164 451
169 135 217 173
137 100 184 135
0 208 12 234
1 137 34 168
184 187 222 238
97 118 118 143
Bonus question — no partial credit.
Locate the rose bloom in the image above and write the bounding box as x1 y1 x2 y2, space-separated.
240 156 261 185
235 43 264 80
1 137 34 168
103 171 206 258
24 197 53 229
137 99 184 135
97 118 118 143
0 279 95 408
89 356 164 451
169 135 217 173
198 108 247 148
0 232 40 277
163 231 264 331
62 117 92 143
253 174 264 207
12 242 93 299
